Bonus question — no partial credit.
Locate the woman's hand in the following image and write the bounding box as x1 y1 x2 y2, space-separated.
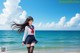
22 43 24 46
22 42 24 46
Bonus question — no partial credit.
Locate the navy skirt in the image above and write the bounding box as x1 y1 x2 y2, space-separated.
24 35 38 44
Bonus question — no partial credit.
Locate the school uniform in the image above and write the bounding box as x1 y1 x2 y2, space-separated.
22 25 38 44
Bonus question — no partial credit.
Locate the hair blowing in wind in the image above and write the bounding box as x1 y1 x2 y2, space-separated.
11 16 34 33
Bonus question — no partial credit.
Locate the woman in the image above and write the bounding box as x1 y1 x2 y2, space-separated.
11 16 38 53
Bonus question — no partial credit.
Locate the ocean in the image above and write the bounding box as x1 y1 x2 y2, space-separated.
0 30 80 51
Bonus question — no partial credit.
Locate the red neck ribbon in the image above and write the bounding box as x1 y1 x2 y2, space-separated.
30 28 34 33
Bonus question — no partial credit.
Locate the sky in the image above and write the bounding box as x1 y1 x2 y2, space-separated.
0 0 80 30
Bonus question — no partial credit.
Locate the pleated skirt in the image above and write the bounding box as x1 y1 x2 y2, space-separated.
24 35 38 44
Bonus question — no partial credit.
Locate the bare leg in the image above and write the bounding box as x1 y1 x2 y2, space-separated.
30 42 35 53
31 42 35 46
26 44 31 53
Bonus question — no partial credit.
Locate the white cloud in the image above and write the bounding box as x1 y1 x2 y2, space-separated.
0 0 27 30
34 22 55 29
0 14 7 24
35 16 66 29
19 11 27 20
35 22 42 28
0 0 27 25
45 22 55 28
64 13 80 27
57 16 66 27
34 22 55 30
35 13 80 30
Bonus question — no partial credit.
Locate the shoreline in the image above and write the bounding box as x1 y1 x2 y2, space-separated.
0 48 80 53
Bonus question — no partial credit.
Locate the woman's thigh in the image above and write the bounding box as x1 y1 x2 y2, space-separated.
26 44 31 47
31 42 35 46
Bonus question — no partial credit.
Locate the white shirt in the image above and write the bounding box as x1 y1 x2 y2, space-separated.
22 25 35 41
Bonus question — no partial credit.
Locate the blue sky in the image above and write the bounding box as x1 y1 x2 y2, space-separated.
0 0 80 30
19 0 80 23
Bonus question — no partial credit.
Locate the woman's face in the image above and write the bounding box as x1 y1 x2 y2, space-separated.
28 20 33 25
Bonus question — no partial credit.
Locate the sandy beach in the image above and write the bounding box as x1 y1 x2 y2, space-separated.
0 48 80 53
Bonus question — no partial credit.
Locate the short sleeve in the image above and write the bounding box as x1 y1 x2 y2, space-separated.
22 26 28 42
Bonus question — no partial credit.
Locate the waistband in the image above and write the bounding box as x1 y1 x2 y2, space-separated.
28 35 34 36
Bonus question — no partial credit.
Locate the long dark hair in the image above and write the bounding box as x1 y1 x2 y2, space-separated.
11 16 34 33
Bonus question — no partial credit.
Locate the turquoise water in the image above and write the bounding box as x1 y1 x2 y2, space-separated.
0 30 80 51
